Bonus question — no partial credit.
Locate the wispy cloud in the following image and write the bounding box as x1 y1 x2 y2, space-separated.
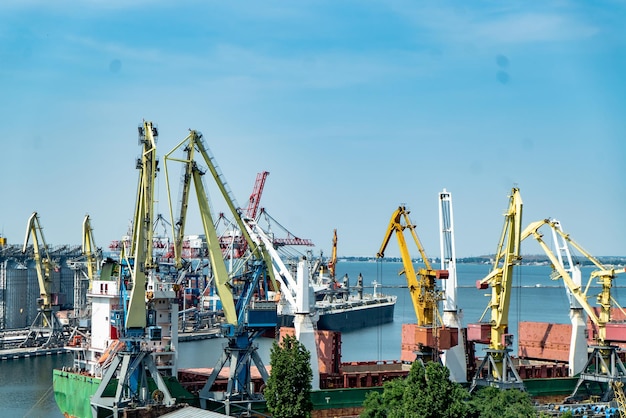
472 12 599 44
393 2 599 47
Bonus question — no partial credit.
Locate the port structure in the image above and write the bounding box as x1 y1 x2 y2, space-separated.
20 212 68 348
377 204 455 364
164 130 319 415
164 129 267 415
90 121 177 417
64 214 101 347
438 189 468 383
469 187 525 393
521 218 626 402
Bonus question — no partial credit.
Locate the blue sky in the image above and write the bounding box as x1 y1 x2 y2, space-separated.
0 1 624 259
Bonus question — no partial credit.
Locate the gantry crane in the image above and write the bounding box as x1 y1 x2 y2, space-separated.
438 189 468 383
165 130 289 415
91 121 177 417
376 205 453 362
20 212 67 348
469 187 524 392
521 218 626 401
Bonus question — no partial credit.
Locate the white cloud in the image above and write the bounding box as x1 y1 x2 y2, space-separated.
472 12 599 44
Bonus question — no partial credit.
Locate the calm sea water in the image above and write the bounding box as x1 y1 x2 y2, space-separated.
4 261 625 417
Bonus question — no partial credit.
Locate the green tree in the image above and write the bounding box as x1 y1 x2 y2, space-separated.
361 362 541 418
264 334 313 418
361 361 470 418
467 386 537 418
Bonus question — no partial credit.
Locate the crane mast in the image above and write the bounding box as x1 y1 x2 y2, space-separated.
470 187 524 392
521 218 626 401
438 189 467 383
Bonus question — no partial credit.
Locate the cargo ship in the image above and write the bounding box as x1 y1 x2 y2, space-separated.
280 277 397 332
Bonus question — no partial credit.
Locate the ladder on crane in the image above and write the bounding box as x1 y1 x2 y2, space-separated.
613 381 626 418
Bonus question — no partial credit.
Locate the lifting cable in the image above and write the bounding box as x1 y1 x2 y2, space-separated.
376 259 384 361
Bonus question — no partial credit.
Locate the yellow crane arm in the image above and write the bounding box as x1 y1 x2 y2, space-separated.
22 212 54 309
328 229 337 279
521 218 625 345
191 167 238 325
191 131 279 290
377 206 444 326
82 215 98 287
478 188 522 351
163 138 195 269
125 121 158 330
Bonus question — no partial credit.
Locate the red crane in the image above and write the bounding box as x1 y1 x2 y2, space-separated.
216 171 314 258
246 171 269 219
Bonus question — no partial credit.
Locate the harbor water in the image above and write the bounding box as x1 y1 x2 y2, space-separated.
3 261 625 417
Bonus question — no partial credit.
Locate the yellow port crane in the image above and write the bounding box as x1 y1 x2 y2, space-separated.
521 218 626 402
20 212 67 348
328 228 338 280
377 205 454 362
82 214 99 288
377 205 446 327
469 187 525 392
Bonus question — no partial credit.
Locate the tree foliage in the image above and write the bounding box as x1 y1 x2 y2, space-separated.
264 334 313 418
467 386 537 418
361 361 469 418
360 361 539 418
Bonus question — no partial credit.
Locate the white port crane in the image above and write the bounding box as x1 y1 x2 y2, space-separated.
438 189 467 383
521 218 626 402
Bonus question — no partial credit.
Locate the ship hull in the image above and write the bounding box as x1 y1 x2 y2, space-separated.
279 297 396 333
53 368 197 418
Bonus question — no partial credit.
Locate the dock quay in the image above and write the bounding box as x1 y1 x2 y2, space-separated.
0 346 70 361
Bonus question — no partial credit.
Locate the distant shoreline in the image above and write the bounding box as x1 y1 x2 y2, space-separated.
339 256 626 267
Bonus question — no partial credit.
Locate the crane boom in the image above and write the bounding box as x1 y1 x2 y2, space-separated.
376 205 446 327
82 215 98 287
246 171 269 219
328 229 337 280
521 218 626 345
124 121 158 331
